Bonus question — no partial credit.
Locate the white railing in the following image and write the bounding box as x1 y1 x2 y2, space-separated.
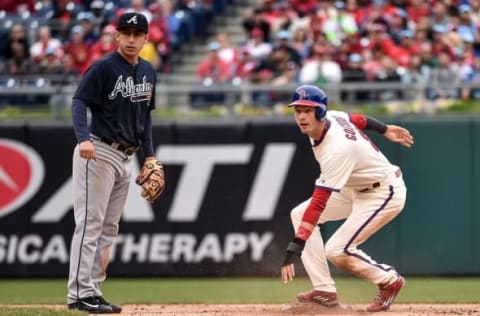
0 74 477 118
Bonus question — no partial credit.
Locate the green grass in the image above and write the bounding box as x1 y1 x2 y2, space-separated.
1 277 479 316
1 277 480 306
0 307 83 316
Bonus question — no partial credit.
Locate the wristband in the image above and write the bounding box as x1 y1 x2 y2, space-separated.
366 116 387 134
282 238 306 266
286 238 306 255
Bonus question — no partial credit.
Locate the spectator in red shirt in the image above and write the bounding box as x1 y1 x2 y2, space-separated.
359 0 390 34
390 29 417 68
232 48 258 81
196 41 232 84
216 32 239 65
369 0 399 22
0 0 35 13
307 7 324 41
366 23 396 55
412 25 429 54
289 0 318 16
64 25 91 73
347 0 368 27
192 41 233 107
88 24 117 66
407 0 430 24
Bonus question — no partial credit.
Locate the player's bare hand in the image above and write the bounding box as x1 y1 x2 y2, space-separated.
384 125 414 148
79 140 96 160
281 263 295 284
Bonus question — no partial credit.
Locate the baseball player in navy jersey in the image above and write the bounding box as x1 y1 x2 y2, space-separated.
67 12 156 313
280 85 414 312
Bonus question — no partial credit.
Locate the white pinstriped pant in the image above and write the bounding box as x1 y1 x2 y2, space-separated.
67 140 135 304
290 173 406 293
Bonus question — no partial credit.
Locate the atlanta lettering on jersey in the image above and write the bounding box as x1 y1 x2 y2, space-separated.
108 75 153 102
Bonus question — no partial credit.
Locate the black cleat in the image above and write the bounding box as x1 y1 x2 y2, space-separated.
67 296 114 313
96 296 122 313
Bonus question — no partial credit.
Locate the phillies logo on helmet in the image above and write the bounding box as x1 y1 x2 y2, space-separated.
0 139 44 218
298 88 307 99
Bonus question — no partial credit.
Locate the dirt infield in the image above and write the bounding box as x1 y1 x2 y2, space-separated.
8 303 480 315
118 303 480 315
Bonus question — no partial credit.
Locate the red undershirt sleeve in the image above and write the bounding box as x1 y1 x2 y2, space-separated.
350 113 387 134
295 187 332 241
349 113 367 130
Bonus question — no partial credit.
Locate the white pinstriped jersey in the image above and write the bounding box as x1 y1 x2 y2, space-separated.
312 111 398 191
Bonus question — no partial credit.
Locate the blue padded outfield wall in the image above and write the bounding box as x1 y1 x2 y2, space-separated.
0 116 479 277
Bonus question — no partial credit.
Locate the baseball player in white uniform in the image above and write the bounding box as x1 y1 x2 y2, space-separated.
280 85 414 312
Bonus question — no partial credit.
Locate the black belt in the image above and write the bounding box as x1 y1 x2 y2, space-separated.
92 135 139 156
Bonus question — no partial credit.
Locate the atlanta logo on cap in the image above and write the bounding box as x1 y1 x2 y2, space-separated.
126 15 138 24
117 12 149 33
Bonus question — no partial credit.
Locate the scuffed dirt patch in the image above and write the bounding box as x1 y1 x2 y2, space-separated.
120 304 480 316
4 304 480 315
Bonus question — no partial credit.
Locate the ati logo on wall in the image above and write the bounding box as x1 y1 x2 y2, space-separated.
32 144 296 223
0 139 44 218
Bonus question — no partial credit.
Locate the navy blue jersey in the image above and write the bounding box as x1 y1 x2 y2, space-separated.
73 51 156 153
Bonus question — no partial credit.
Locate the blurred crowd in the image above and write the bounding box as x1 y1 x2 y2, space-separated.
3 0 480 106
196 0 480 102
0 0 224 78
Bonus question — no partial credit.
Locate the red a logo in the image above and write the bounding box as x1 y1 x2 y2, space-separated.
0 139 44 218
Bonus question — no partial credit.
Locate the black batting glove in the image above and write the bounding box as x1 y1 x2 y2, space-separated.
281 238 306 266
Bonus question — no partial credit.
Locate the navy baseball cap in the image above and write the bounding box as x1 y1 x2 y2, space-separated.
117 12 148 33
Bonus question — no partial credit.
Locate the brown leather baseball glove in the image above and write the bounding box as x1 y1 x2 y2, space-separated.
135 159 165 203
